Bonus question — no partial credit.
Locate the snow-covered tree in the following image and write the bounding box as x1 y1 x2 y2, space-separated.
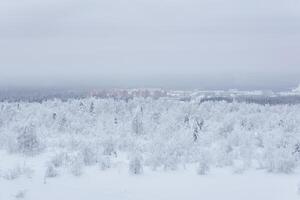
17 125 41 155
129 155 143 175
131 106 144 135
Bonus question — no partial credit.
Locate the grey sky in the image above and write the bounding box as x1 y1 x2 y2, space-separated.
0 0 300 90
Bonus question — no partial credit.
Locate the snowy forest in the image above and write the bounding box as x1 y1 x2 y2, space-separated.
1 88 300 199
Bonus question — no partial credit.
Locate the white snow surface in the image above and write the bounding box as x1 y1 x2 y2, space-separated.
0 152 299 200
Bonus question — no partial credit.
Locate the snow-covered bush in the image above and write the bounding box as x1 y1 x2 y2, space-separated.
71 161 83 176
69 154 84 177
1 165 33 180
15 190 26 199
197 161 210 175
1 167 23 180
129 155 143 175
50 153 67 168
82 146 98 166
232 160 247 174
197 151 211 175
99 156 111 170
16 125 42 155
263 146 296 173
102 139 117 156
45 164 59 178
131 106 144 135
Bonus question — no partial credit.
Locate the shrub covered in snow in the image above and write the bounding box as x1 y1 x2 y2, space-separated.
129 155 143 175
15 190 26 199
1 165 33 180
99 156 111 171
16 125 42 155
197 151 211 175
45 164 59 178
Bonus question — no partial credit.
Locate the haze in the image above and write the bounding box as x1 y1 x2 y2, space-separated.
0 0 300 90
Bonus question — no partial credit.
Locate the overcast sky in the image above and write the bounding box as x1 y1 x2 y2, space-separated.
0 0 300 90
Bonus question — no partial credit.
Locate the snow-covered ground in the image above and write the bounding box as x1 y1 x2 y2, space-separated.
1 95 300 199
1 151 299 200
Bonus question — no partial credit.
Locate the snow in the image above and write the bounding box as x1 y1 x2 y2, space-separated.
1 155 299 200
1 94 300 199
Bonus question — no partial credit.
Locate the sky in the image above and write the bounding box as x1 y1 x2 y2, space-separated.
0 0 300 90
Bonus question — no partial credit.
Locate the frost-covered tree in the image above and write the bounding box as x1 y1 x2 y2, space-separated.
197 161 210 175
192 118 204 142
129 156 143 175
89 102 95 113
196 150 210 175
70 156 84 177
17 125 41 155
103 139 117 156
99 156 111 170
82 146 97 166
45 164 59 178
131 106 144 135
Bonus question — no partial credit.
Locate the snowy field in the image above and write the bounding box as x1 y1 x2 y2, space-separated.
1 92 300 199
1 153 299 200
